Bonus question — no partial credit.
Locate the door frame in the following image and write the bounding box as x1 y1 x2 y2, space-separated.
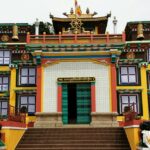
57 78 96 113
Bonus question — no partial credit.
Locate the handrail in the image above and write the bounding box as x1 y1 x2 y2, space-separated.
26 32 126 44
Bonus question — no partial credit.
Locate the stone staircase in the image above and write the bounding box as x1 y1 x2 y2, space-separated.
16 127 131 150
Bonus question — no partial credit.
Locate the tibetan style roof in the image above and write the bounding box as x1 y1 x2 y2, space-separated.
51 15 109 34
52 16 108 22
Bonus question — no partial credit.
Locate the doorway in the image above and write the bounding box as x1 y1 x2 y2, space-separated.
62 83 91 124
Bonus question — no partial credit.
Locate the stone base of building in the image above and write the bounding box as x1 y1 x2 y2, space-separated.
34 112 63 128
34 112 118 128
90 112 119 127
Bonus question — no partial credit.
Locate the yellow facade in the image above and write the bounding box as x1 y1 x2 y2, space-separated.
124 126 140 150
1 128 25 150
117 65 149 121
8 68 37 124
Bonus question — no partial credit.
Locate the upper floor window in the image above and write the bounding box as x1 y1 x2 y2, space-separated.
119 66 138 85
0 76 9 92
147 48 150 62
18 95 36 115
18 67 36 86
148 73 150 89
0 100 8 116
119 94 140 114
0 50 10 65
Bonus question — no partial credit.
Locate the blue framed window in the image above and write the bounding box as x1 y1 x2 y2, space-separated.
0 100 8 116
0 76 9 92
19 67 36 86
119 66 138 85
0 50 10 65
119 94 139 114
18 95 36 115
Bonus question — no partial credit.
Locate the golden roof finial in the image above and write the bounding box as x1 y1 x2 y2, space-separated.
70 8 74 14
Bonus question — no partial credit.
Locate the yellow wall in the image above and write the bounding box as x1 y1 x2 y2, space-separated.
1 128 25 150
0 66 10 72
124 127 140 150
117 66 149 121
141 66 149 120
9 69 16 107
9 68 37 124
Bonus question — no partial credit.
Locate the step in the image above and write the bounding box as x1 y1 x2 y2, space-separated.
21 136 128 141
17 143 130 148
23 133 126 137
16 148 131 150
19 139 129 144
16 127 131 150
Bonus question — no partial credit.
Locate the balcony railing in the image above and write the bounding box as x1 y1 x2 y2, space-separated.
123 103 138 122
27 32 126 44
6 105 26 123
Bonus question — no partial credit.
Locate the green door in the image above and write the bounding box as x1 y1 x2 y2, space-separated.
62 83 68 124
76 83 91 124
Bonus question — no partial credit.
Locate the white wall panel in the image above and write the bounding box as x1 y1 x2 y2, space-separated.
43 62 110 113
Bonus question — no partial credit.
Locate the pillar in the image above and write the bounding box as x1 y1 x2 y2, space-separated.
57 83 62 112
91 82 96 112
111 64 117 112
36 66 42 112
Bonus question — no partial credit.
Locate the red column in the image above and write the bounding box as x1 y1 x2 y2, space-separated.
57 84 62 112
111 64 117 112
36 66 42 112
91 83 96 112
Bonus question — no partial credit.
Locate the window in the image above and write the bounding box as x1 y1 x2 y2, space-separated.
18 95 36 115
19 67 36 85
148 74 150 89
119 94 140 114
119 66 138 84
0 100 8 116
0 50 10 65
0 76 9 91
147 48 150 62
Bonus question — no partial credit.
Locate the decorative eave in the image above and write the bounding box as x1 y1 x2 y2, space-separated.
26 44 124 52
0 43 27 45
124 41 150 52
0 23 29 27
126 40 150 44
31 49 121 65
52 16 108 22
117 89 142 93
119 59 143 64
122 49 145 52
118 59 148 68
9 62 35 69
26 44 123 65
32 50 121 57
0 43 27 51
14 88 36 94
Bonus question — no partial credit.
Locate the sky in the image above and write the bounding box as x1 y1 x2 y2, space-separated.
0 0 150 33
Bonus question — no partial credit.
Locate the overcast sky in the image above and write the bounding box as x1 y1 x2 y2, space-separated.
0 0 150 33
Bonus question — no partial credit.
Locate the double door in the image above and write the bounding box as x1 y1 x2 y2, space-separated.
62 83 91 124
